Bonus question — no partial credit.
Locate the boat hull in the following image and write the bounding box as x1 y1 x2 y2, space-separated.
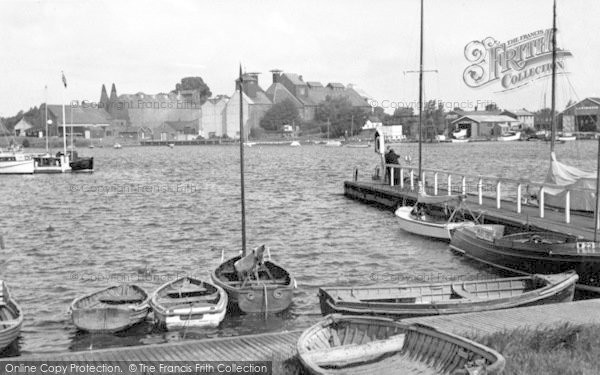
69 285 150 333
211 256 294 314
450 227 600 293
150 277 227 330
0 160 34 174
70 157 94 173
297 314 505 375
394 206 474 240
0 283 23 352
319 272 577 318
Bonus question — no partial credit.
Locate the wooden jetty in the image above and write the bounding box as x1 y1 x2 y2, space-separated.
140 139 235 146
345 164 599 240
2 300 600 366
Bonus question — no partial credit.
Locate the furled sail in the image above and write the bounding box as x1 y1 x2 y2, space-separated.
543 152 597 211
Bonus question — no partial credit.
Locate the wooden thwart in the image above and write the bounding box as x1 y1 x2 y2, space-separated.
306 334 406 367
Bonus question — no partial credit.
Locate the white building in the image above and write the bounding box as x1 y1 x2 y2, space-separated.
201 97 228 138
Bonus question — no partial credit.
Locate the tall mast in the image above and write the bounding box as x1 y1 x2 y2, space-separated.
550 0 557 154
418 0 424 180
61 71 67 158
44 85 48 152
238 65 247 256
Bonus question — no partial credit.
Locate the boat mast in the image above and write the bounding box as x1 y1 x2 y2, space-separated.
238 65 247 256
550 0 557 153
595 136 600 242
418 0 424 180
44 85 48 153
61 71 67 158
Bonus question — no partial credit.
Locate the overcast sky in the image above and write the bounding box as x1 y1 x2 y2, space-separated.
1 0 598 117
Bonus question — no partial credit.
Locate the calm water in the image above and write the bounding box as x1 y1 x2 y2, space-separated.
0 140 596 355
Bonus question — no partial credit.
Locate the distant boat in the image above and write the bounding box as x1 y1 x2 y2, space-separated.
33 153 69 174
290 141 301 147
0 149 34 174
89 144 95 149
451 138 469 143
243 142 256 147
558 134 576 141
151 276 227 329
318 272 577 318
69 284 150 333
168 143 175 148
325 140 342 147
345 142 370 148
498 131 521 141
113 143 122 149
0 281 23 352
297 314 506 375
68 151 94 173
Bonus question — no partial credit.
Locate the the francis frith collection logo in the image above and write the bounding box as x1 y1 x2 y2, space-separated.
463 28 572 91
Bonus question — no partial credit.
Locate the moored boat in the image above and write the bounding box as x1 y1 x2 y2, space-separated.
0 281 23 352
151 276 227 329
211 247 294 313
325 140 342 147
113 143 122 149
290 141 301 147
451 138 469 143
67 151 94 173
297 314 505 375
558 134 576 141
318 272 577 318
497 131 521 141
450 224 600 293
33 153 69 174
394 192 476 240
69 284 150 333
0 150 34 174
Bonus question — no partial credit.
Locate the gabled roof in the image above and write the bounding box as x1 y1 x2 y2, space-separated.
503 109 534 116
452 114 520 124
163 119 198 132
265 82 304 106
282 73 307 86
561 97 600 114
306 81 323 88
327 82 345 89
47 105 112 125
250 90 272 105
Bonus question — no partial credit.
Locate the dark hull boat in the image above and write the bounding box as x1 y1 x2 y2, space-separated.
69 284 150 333
450 225 600 293
319 272 577 318
297 314 505 375
70 156 93 173
211 254 294 314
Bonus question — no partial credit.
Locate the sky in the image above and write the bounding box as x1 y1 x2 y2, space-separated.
1 0 599 117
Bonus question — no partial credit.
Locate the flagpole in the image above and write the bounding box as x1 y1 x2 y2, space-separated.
44 85 48 153
238 65 246 256
61 71 67 166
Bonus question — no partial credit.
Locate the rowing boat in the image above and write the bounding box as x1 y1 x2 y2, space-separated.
69 284 150 333
0 281 22 352
318 272 577 318
151 276 227 329
297 314 505 375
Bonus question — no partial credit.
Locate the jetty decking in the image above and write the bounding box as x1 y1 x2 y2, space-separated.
3 300 600 367
345 180 599 240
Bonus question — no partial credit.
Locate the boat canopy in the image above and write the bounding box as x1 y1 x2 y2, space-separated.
417 193 463 205
543 152 597 211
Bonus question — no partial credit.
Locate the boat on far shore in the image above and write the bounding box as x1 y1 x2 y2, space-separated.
498 131 521 141
451 138 469 143
290 141 301 147
113 143 122 149
558 134 576 141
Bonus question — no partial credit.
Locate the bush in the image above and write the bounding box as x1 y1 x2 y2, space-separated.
21 139 30 148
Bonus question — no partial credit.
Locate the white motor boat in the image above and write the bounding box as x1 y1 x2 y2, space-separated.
290 141 301 147
498 131 521 141
0 150 34 174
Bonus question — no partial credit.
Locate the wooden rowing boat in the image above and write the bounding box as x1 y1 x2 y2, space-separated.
297 314 505 375
450 224 600 293
0 281 22 352
211 252 294 314
69 284 150 333
318 272 577 318
151 276 227 329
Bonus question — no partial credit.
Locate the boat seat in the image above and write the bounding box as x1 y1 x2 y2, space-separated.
451 284 479 299
222 278 288 287
98 296 144 304
306 334 406 367
161 293 219 305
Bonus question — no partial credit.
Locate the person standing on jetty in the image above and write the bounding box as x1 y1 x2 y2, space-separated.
385 147 400 184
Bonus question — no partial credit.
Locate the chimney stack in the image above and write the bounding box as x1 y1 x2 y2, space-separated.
270 69 282 84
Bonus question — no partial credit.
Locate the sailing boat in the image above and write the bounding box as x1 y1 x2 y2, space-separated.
542 0 594 212
394 0 475 240
33 94 69 174
211 67 294 314
325 119 342 147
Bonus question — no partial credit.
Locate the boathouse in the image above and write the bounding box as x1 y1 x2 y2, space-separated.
559 97 600 133
450 114 520 139
501 109 535 129
47 105 112 139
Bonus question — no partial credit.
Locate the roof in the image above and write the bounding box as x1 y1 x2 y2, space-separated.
250 90 273 106
163 119 198 132
281 73 307 86
503 109 534 116
47 105 112 125
447 110 502 117
561 97 600 114
265 83 304 106
14 117 34 130
452 114 521 124
327 82 345 89
306 81 323 88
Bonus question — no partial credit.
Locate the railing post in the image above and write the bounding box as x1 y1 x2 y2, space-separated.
354 167 358 182
447 174 452 196
478 178 483 205
390 167 394 187
400 168 404 189
540 186 545 218
496 180 501 209
434 172 438 195
461 176 466 195
517 183 522 213
422 171 426 188
410 169 414 191
565 190 570 223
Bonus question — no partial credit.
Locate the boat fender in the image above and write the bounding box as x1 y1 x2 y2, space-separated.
530 235 543 244
273 289 284 299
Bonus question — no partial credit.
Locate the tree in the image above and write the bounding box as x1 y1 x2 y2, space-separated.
259 99 300 131
534 108 557 131
315 96 369 137
485 102 499 112
171 77 212 104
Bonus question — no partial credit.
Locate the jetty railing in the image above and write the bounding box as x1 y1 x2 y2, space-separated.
382 163 598 227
